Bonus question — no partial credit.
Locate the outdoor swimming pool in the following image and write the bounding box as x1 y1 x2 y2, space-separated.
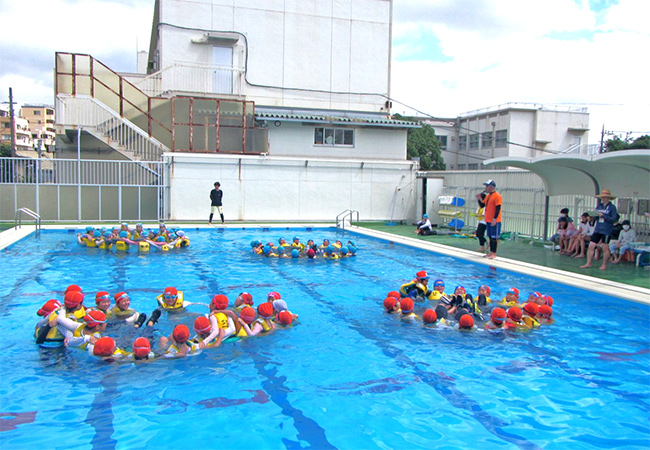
1 228 649 450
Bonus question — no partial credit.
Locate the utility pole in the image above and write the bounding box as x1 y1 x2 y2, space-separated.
9 88 17 157
599 124 604 154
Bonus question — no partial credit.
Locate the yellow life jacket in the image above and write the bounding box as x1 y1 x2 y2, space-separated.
253 318 271 333
115 241 129 251
112 306 136 320
156 291 185 311
138 241 150 252
213 312 229 329
82 237 97 247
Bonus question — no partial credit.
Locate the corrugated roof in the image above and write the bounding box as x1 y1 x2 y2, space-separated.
255 111 420 128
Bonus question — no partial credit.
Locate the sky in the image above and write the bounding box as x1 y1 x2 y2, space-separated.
1 0 648 145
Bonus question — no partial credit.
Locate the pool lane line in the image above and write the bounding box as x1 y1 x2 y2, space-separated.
272 265 545 450
85 372 119 450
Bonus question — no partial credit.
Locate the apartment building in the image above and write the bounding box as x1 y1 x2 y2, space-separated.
21 105 56 151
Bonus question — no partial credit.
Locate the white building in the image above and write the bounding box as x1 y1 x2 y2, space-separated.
53 0 419 222
427 103 593 171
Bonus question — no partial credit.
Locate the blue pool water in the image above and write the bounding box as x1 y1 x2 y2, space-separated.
1 228 649 450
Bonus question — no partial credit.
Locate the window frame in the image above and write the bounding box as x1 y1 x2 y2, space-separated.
314 127 355 147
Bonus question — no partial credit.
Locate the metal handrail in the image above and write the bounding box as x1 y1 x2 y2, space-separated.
336 209 359 229
15 207 41 230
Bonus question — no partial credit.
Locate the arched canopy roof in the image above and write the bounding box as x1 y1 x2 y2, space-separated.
483 150 650 197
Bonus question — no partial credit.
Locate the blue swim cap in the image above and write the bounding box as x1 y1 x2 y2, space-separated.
104 231 112 238
347 240 356 247
276 245 285 254
263 245 271 254
119 231 128 238
100 227 107 233
349 246 357 254
291 249 300 258
340 246 349 254
157 236 166 242
326 245 336 254
136 223 143 227
433 279 445 287
293 236 300 241
423 214 428 218
85 226 94 233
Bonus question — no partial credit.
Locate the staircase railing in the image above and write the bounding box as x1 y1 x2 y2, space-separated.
15 207 41 230
336 209 359 229
56 95 170 161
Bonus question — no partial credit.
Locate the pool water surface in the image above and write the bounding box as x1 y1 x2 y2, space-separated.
0 228 649 450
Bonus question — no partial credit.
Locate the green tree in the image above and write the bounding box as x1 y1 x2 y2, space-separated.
604 134 650 152
0 143 12 157
394 115 445 170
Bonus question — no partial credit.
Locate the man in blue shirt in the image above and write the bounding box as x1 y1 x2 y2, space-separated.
580 189 618 270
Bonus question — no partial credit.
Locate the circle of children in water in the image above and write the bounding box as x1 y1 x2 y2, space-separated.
387 270 555 331
250 236 358 258
34 285 299 361
76 222 189 252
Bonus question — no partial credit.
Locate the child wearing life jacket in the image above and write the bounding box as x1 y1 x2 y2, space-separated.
111 292 146 327
233 306 258 337
89 291 113 320
484 307 507 330
522 303 541 328
34 299 63 347
233 292 254 311
457 314 475 331
498 288 520 308
476 285 492 307
422 309 438 326
504 307 527 331
90 336 129 360
199 295 238 349
399 298 419 321
275 310 296 327
429 279 447 300
77 227 98 247
247 302 276 335
537 305 555 325
131 337 155 361
56 310 107 349
291 236 305 252
160 324 198 358
383 297 401 314
145 287 207 327
400 271 435 300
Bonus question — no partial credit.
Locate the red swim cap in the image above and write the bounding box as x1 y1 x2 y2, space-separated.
306 249 316 258
491 307 507 322
387 291 401 299
507 287 520 298
95 291 110 304
65 284 82 293
508 307 523 321
93 337 116 357
400 297 414 313
276 310 293 326
523 303 539 316
64 291 84 309
257 302 274 319
240 306 256 324
164 287 178 296
383 297 397 311
240 292 254 305
173 324 190 343
194 316 211 334
37 299 61 317
267 291 281 300
422 309 437 324
416 270 429 279
211 294 229 310
114 292 129 305
543 295 554 306
132 337 151 358
539 305 553 318
459 314 474 329
479 285 491 296
84 310 107 328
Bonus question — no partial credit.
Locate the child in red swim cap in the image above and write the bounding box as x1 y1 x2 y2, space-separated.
145 287 207 327
504 307 526 331
159 324 198 357
398 298 419 321
522 303 541 329
383 297 400 314
537 305 555 325
457 314 475 331
484 307 507 330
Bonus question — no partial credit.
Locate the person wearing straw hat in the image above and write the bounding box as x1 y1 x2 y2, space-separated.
580 189 618 270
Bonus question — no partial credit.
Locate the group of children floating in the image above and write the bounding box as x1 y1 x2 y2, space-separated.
250 236 358 259
34 284 298 361
76 222 190 252
384 270 555 331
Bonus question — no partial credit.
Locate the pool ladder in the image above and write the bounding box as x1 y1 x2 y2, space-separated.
336 209 359 229
14 207 41 230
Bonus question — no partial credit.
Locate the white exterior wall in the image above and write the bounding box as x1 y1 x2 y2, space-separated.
156 0 391 111
168 153 416 221
266 122 407 159
508 111 536 158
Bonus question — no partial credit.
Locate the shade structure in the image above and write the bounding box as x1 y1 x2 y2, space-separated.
483 150 650 198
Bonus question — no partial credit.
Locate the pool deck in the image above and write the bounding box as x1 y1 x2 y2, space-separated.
2 222 648 304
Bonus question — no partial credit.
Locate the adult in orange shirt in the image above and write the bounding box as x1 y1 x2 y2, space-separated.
482 180 502 259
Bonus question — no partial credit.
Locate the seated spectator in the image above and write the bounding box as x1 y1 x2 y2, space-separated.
611 220 636 264
414 214 434 236
550 208 573 246
572 213 595 258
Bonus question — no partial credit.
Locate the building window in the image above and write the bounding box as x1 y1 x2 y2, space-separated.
457 164 466 170
481 132 492 148
314 127 354 147
469 134 479 150
495 130 508 147
458 135 467 151
438 135 447 150
33 110 41 115
468 163 478 170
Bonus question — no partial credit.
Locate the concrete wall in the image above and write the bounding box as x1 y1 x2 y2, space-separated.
156 0 391 111
267 122 407 160
168 152 416 221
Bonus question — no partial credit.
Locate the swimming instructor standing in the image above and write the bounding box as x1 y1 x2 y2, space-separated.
209 182 224 224
482 179 502 260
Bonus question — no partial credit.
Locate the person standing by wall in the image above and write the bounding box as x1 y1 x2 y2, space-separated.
580 189 618 270
209 182 224 224
482 180 502 260
473 191 487 253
